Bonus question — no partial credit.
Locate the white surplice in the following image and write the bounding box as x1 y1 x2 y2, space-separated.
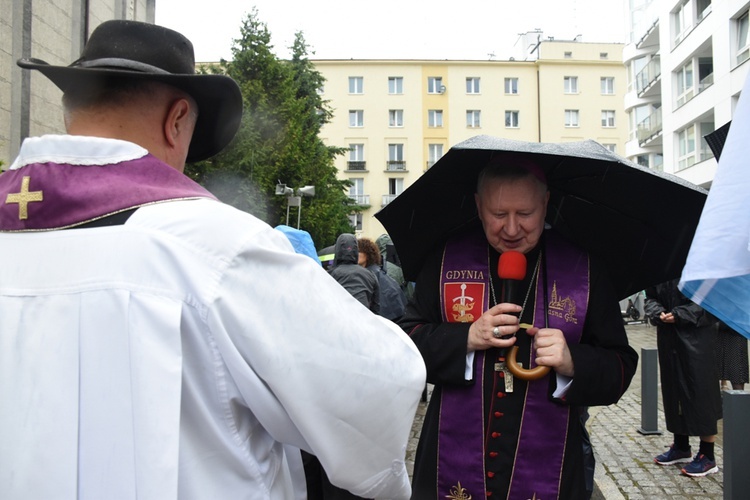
0 136 426 499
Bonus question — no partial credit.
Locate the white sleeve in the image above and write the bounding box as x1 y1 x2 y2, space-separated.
208 226 426 499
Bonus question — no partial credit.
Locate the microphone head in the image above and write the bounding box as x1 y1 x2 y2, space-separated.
498 251 527 280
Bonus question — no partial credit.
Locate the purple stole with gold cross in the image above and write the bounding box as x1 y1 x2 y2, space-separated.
438 228 589 499
0 154 216 231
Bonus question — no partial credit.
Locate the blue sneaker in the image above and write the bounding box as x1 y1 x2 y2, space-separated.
681 453 719 477
654 444 692 465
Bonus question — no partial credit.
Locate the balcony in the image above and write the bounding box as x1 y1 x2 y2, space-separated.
637 108 662 146
635 58 661 97
698 72 714 92
382 194 398 207
346 161 367 171
348 194 370 206
386 161 407 172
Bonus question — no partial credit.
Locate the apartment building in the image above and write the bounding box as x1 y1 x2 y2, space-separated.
0 0 155 165
315 41 628 239
624 0 750 188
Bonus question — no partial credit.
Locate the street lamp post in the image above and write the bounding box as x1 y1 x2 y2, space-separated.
275 182 315 228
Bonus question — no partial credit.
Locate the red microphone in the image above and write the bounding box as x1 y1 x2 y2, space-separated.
498 251 527 307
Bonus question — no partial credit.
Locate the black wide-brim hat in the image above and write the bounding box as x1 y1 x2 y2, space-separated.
17 20 242 163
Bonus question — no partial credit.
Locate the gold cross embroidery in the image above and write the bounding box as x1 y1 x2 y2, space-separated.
6 175 44 220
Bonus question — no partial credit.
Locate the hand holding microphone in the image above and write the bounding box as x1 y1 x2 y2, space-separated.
498 251 551 381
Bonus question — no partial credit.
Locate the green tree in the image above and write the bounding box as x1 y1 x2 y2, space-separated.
184 8 355 248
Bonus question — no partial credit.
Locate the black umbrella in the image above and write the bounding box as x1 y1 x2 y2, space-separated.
705 121 731 160
375 135 708 300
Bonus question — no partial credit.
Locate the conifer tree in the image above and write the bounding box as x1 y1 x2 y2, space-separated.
185 9 356 247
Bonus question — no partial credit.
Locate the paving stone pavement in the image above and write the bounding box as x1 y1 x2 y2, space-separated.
406 322 727 499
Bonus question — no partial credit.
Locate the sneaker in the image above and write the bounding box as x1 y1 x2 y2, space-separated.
681 453 719 477
654 444 692 465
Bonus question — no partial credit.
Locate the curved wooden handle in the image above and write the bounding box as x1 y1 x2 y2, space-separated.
506 346 551 381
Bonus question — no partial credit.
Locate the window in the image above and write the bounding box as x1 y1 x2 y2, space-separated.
348 213 363 231
428 109 443 127
383 178 404 207
388 76 404 94
348 76 364 94
564 76 578 94
427 144 443 169
347 144 366 171
466 77 481 94
504 77 519 94
349 110 364 127
564 51 572 58
387 144 406 171
428 77 444 94
603 144 617 153
317 84 325 95
389 178 404 196
347 144 366 170
389 109 404 127
505 111 520 128
601 77 615 95
674 0 691 44
565 109 580 127
676 62 694 107
677 125 696 170
349 177 370 205
349 144 364 161
600 52 609 59
601 110 616 127
466 110 481 128
738 11 750 65
348 178 367 205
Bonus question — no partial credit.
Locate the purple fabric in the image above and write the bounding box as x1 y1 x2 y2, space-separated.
438 230 489 498
508 231 588 499
0 154 215 231
438 230 589 499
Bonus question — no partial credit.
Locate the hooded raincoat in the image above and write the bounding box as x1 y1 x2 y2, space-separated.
329 234 379 314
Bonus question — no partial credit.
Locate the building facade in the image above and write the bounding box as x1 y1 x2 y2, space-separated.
314 41 628 239
0 0 155 165
623 0 749 188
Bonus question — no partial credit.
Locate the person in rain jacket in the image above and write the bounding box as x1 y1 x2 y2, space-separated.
645 279 722 477
376 233 415 301
358 237 407 321
329 233 379 314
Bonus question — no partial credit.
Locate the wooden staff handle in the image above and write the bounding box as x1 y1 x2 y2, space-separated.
506 346 551 381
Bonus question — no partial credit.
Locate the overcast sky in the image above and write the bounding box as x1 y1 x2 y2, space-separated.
155 0 628 62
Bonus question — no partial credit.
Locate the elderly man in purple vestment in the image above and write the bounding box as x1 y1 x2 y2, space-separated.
0 20 425 500
399 160 637 499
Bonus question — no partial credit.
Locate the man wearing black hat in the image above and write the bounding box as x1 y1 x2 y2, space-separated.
0 20 425 500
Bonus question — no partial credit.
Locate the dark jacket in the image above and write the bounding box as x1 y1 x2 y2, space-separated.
366 264 406 321
644 279 721 435
329 234 379 314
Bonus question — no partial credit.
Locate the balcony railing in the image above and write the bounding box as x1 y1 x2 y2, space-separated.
382 194 398 207
346 161 367 171
386 161 407 171
636 108 662 145
698 72 714 92
348 194 370 205
635 57 661 95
